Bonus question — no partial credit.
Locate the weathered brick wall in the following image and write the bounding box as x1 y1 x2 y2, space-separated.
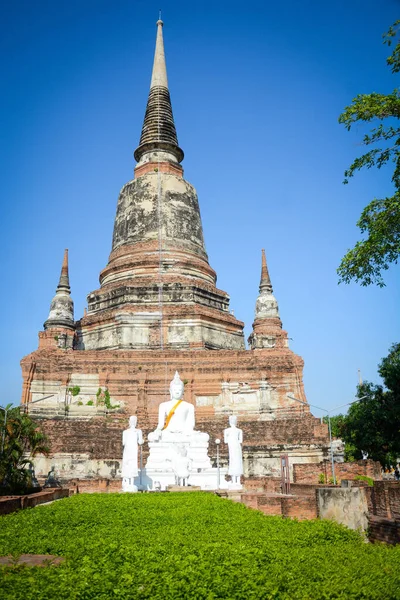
368 516 400 545
244 477 282 493
367 481 400 519
67 478 122 494
282 496 318 520
363 481 400 544
36 417 127 460
256 495 283 515
290 483 328 497
292 460 381 484
389 485 400 519
21 347 310 416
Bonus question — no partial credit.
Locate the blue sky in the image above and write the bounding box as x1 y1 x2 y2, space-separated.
1 0 399 416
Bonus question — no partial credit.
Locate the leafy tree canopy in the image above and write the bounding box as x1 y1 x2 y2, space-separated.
338 21 400 286
0 405 49 494
330 343 400 466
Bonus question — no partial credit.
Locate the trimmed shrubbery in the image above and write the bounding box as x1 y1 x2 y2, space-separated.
0 492 399 599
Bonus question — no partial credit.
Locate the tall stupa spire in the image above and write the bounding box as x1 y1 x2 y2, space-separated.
134 19 183 164
82 19 245 352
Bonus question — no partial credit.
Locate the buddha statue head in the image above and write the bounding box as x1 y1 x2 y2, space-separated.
229 415 238 427
129 415 138 428
169 371 185 401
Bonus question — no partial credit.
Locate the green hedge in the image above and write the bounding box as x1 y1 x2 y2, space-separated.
0 492 399 599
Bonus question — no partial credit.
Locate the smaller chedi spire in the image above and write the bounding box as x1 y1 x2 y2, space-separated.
249 249 287 350
58 248 71 293
260 248 273 294
44 249 75 331
255 249 279 320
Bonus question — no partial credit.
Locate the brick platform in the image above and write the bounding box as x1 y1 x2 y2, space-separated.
293 459 381 484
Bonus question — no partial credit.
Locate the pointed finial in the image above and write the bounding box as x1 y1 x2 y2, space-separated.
57 249 70 293
173 370 181 383
260 249 273 293
151 16 168 88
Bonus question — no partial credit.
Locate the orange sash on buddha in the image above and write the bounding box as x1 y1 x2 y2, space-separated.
163 399 183 430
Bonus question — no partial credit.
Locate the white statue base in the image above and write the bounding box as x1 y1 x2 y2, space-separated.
142 436 228 491
227 481 243 491
122 478 138 493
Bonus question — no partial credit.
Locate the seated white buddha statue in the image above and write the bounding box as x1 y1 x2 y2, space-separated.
148 371 208 443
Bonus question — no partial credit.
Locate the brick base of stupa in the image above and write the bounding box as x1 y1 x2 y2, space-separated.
21 345 330 482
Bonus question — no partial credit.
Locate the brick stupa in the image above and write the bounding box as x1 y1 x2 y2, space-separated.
21 20 329 482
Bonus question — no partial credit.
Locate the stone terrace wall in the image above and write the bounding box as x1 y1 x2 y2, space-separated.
35 414 328 463
317 488 369 530
293 460 381 484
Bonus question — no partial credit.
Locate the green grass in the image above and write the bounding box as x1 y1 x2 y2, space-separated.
0 492 399 599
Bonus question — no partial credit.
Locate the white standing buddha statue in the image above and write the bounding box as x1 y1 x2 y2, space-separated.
224 415 243 489
121 415 143 492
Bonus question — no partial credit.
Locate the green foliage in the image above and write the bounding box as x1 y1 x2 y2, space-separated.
77 401 83 406
1 493 400 599
68 386 80 397
323 414 345 438
338 21 400 286
86 400 94 406
318 473 325 484
330 343 400 466
96 387 117 410
354 475 374 487
0 406 49 494
322 415 357 461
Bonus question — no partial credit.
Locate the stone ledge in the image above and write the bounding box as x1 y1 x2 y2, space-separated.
0 488 69 515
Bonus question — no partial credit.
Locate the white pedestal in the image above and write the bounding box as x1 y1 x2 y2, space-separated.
227 482 243 491
122 477 139 493
143 435 229 491
140 467 229 491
